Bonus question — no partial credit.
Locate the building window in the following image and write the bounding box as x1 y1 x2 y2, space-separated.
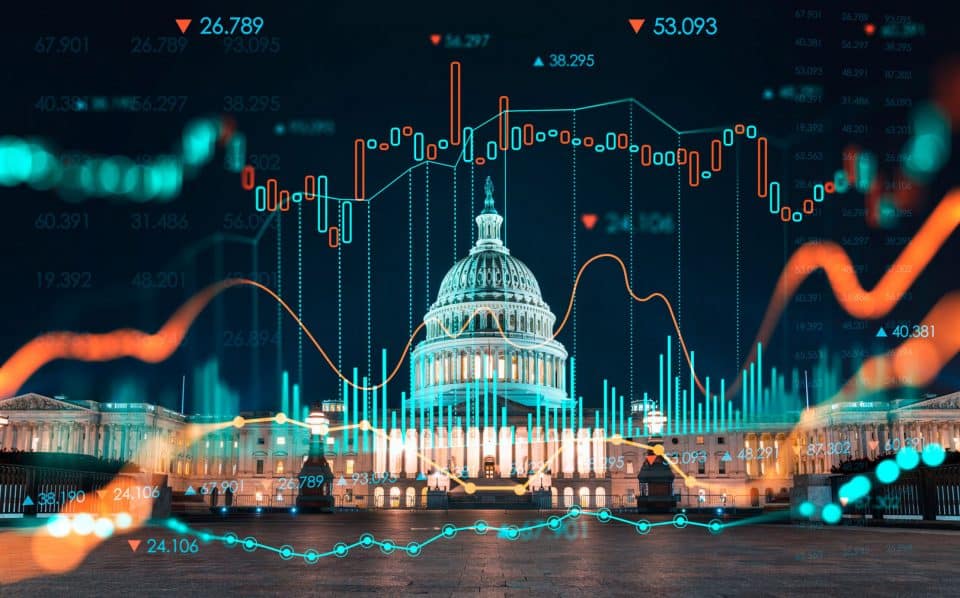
276 460 284 474
256 459 264 474
346 459 355 475
698 461 705 475
345 489 354 502
718 458 726 475
717 437 725 444
257 437 265 445
696 436 704 445
277 436 286 445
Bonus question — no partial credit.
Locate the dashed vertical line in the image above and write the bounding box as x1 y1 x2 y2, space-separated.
367 201 372 381
470 164 475 245
453 162 458 262
276 211 283 385
571 112 577 362
425 162 431 310
628 105 634 403
734 144 743 371
297 202 303 388
408 171 414 335
676 133 682 371
337 222 342 380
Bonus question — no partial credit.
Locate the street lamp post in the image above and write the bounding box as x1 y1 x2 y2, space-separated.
297 409 334 513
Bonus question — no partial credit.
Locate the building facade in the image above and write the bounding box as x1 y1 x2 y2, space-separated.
2 181 959 510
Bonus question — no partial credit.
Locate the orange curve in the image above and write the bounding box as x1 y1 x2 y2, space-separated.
729 187 960 399
834 290 960 400
2 181 958 401
0 254 700 397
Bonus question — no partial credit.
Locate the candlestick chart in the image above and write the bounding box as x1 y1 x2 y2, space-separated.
1 2 960 596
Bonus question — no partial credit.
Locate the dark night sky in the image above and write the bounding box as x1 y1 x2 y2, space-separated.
1 1 958 413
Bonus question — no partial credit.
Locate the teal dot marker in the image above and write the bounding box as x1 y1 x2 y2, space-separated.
876 459 900 484
547 516 562 531
822 503 842 524
798 501 815 518
896 446 920 470
636 520 651 535
304 549 319 564
360 533 375 548
474 520 488 535
922 443 946 467
334 542 349 558
442 524 457 538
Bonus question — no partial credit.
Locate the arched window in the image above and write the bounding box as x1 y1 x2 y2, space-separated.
520 314 526 332
389 486 401 508
374 487 385 508
551 487 558 508
595 486 606 507
405 487 416 508
563 487 574 508
460 353 468 382
509 313 516 330
578 486 591 508
511 354 518 381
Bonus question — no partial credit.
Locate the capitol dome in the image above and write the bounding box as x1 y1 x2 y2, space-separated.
410 177 570 409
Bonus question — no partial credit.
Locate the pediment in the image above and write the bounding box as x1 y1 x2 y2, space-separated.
896 392 960 411
0 393 93 411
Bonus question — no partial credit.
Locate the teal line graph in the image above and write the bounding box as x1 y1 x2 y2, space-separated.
156 506 773 563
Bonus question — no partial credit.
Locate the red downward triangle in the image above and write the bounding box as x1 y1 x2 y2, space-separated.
646 455 657 465
176 19 192 34
429 33 442 46
580 213 598 230
128 539 142 553
628 19 646 34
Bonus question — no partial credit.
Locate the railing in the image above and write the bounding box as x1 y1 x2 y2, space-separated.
832 464 960 521
206 491 299 508
0 463 158 517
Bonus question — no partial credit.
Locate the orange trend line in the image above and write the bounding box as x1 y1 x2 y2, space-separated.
0 254 700 398
730 187 960 398
835 290 960 400
3 184 959 401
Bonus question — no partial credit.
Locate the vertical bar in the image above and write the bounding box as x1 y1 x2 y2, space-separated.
750 362 756 423
382 349 388 432
689 151 700 187
569 356 576 400
619 395 624 437
602 379 608 437
498 96 510 151
675 377 680 435
352 368 359 449
266 178 278 211
343 378 349 449
362 376 369 451
757 137 768 198
742 370 748 424
710 139 722 171
450 61 462 145
689 350 695 432
413 132 425 161
705 376 711 433
463 127 474 162
578 397 583 435
254 185 267 211
354 139 366 200
697 402 703 434
720 380 726 431
317 175 329 232
757 342 763 418
401 391 407 438
341 200 353 244
527 413 533 447
281 370 290 415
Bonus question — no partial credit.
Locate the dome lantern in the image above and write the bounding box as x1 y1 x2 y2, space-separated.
474 176 504 250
